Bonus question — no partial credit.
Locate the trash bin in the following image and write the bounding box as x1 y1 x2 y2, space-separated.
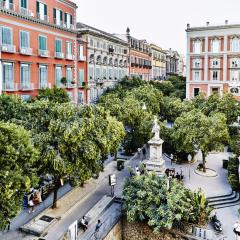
222 159 228 169
117 160 125 171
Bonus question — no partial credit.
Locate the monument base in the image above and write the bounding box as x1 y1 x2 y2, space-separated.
145 159 166 176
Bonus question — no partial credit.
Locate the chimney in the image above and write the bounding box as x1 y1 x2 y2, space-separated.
225 20 228 25
206 21 210 26
187 23 190 28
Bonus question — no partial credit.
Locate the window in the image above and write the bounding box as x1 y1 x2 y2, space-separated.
2 27 12 45
54 9 63 25
96 68 101 79
212 70 218 81
212 59 219 68
78 45 84 57
231 38 240 52
193 71 200 81
78 91 84 104
39 65 48 88
194 88 200 97
193 41 201 54
20 31 30 48
108 69 113 79
212 88 219 95
78 69 84 86
55 39 62 53
67 91 73 101
89 66 94 80
20 64 30 89
212 39 220 53
66 42 72 55
193 59 201 68
231 70 240 81
55 66 62 86
90 39 94 47
21 95 30 102
3 62 14 90
3 0 14 10
20 0 27 8
66 67 72 83
37 1 47 21
39 35 47 50
231 59 240 68
102 68 107 79
64 13 73 28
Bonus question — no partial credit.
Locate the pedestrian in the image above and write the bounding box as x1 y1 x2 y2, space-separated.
79 216 88 231
137 148 141 158
95 219 102 233
28 193 35 213
135 165 140 176
6 218 10 231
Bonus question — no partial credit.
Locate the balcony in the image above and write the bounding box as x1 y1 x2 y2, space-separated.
66 53 74 60
37 13 49 22
39 82 51 89
20 47 32 55
79 55 86 62
20 7 34 17
55 52 64 59
2 82 18 91
38 50 49 58
1 44 16 53
64 82 76 88
20 82 34 91
0 1 15 11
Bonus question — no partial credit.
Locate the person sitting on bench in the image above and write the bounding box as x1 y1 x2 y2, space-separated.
79 216 88 231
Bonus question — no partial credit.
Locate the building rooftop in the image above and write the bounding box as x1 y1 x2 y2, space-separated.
77 22 129 45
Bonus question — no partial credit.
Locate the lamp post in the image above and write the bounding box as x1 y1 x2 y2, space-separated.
188 154 192 181
170 153 173 166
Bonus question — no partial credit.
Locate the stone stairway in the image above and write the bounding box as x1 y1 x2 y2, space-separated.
207 191 240 209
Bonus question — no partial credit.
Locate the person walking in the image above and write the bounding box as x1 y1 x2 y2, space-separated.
94 219 102 239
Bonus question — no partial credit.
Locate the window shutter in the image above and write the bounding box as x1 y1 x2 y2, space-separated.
44 4 47 15
60 11 63 21
70 15 73 24
53 8 56 19
36 1 39 13
9 0 13 3
64 13 67 23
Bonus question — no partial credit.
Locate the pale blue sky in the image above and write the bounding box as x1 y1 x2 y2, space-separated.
73 0 240 54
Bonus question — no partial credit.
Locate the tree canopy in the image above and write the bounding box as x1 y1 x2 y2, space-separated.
123 173 211 232
0 122 38 229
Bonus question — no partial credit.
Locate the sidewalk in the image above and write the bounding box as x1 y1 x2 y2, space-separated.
1 151 141 240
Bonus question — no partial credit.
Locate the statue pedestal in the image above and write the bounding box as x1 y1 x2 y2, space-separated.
145 137 165 176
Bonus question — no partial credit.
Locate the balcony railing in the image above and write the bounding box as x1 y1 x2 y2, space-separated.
20 47 33 55
0 1 15 11
1 44 16 53
20 82 34 91
66 53 74 60
20 7 34 17
79 55 86 62
2 82 18 91
38 49 49 57
37 13 49 22
39 82 51 89
55 52 64 59
53 19 64 27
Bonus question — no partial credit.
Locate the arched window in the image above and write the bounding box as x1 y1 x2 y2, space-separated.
89 54 94 64
109 58 113 66
124 60 127 68
96 55 102 65
103 56 107 65
119 60 123 67
114 59 118 67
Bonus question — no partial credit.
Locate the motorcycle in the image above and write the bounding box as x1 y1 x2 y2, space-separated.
211 214 223 233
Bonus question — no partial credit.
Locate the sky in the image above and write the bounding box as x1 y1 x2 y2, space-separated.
73 0 240 55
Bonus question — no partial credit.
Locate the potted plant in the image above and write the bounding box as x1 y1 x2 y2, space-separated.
71 80 76 85
61 77 67 85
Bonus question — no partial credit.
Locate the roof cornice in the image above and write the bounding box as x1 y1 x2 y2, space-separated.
186 24 240 32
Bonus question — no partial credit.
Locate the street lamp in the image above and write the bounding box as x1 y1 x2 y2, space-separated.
170 153 173 166
188 154 192 181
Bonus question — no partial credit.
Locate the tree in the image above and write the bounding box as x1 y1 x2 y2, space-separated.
34 86 70 103
24 101 125 208
173 109 230 172
123 173 211 232
0 122 38 230
128 85 163 115
160 97 193 122
150 80 174 96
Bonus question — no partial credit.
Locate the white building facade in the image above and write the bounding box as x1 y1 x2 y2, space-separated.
186 22 240 100
77 23 129 103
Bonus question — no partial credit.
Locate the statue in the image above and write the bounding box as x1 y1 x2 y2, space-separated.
152 116 160 140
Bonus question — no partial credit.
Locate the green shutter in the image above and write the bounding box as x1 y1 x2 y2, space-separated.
60 11 63 21
79 69 84 86
64 13 67 23
53 8 56 19
44 4 47 15
70 15 73 24
36 1 39 13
